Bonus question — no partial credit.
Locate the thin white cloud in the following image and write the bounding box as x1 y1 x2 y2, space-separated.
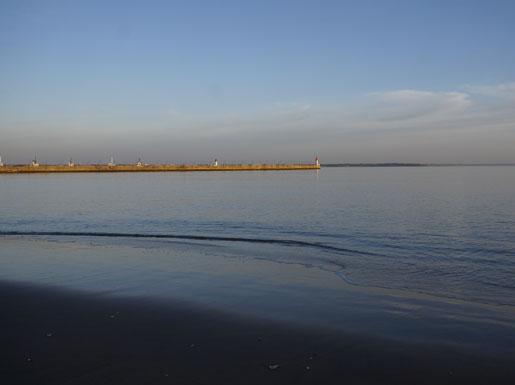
273 102 311 111
366 90 472 122
464 82 515 98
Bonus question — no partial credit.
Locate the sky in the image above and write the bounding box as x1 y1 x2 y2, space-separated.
1 0 514 164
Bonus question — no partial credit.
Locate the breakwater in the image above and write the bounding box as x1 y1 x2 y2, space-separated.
0 163 320 174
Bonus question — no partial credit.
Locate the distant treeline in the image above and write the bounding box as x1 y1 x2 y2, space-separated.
322 163 515 167
322 163 428 167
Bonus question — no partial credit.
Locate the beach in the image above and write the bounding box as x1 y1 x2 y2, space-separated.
2 280 515 385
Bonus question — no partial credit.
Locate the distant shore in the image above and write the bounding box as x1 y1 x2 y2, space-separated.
322 163 515 167
0 163 319 174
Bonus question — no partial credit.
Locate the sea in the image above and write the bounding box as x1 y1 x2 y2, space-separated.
1 166 514 353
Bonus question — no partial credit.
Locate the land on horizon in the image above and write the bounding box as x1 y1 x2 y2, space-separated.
322 163 515 167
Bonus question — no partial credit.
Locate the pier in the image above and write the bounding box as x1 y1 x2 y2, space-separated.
0 163 320 174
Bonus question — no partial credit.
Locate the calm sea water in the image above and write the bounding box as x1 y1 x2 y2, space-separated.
0 167 515 348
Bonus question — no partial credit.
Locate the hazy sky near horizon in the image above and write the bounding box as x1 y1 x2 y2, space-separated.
1 0 515 164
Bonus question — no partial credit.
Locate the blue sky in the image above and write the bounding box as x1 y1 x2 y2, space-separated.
1 0 514 163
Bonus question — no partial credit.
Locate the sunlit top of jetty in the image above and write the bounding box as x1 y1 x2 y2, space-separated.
0 156 321 173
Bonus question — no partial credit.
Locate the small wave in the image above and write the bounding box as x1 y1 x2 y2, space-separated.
0 230 375 257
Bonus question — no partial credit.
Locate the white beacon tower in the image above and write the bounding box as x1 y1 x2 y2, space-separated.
32 154 39 167
0 155 4 167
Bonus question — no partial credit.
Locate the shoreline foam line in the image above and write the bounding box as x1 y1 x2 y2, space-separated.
0 230 375 257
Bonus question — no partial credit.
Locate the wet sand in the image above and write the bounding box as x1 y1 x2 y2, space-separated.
1 281 514 385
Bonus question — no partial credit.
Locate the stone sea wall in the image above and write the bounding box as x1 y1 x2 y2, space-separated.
0 163 320 174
